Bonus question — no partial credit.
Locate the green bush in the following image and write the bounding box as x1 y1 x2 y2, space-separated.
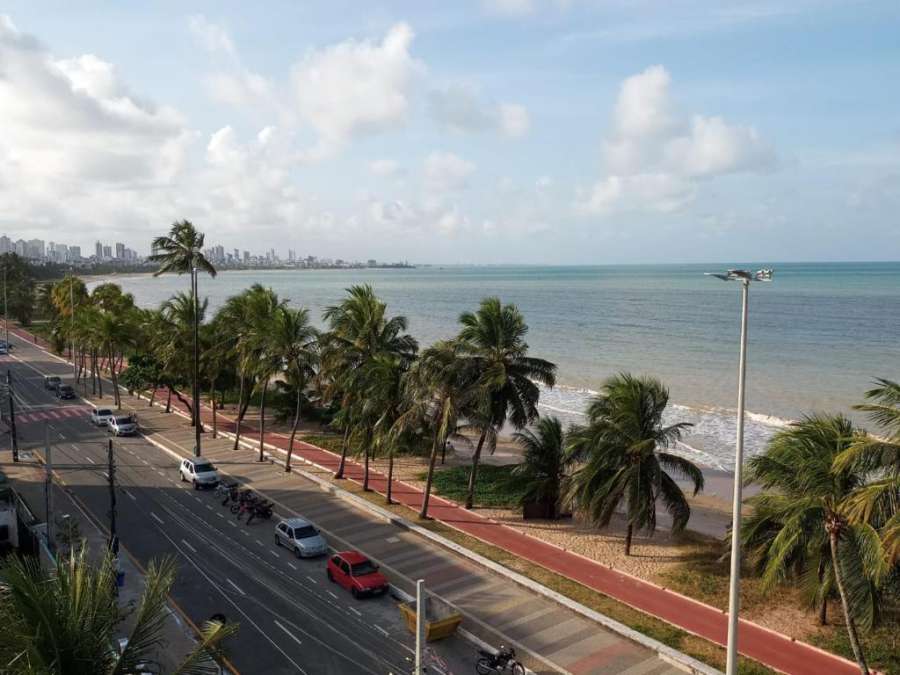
423 464 527 508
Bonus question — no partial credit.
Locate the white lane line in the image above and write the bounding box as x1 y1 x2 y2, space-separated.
305 575 317 585
374 624 389 637
274 620 303 647
181 539 197 553
241 530 249 536
270 549 280 558
101 472 109 480
327 591 338 600
228 520 237 528
255 539 264 546
194 497 202 503
287 562 297 570
205 505 213 510
348 607 362 617
150 512 164 525
226 578 246 596
124 490 136 501
216 512 224 519
85 456 96 464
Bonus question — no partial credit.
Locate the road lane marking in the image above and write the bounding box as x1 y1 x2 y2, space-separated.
149 512 164 525
124 490 136 501
270 550 280 558
194 497 202 503
228 520 237 528
274 620 303 647
305 575 317 585
226 578 246 596
348 607 362 617
85 456 96 464
374 624 389 637
216 512 224 519
287 562 297 570
181 539 197 553
328 591 338 599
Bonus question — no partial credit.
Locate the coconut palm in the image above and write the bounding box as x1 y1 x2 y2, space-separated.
399 340 474 519
217 288 261 451
269 306 319 472
457 297 556 509
513 416 568 518
743 414 891 675
161 292 208 420
0 547 236 674
150 220 217 457
320 285 417 483
565 373 702 555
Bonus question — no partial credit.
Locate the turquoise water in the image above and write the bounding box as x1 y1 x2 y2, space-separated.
94 262 900 470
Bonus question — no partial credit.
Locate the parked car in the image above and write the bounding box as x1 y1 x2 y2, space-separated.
44 375 62 390
55 384 76 400
179 458 220 489
326 551 389 598
0 342 7 355
108 414 138 436
90 407 115 426
275 518 328 558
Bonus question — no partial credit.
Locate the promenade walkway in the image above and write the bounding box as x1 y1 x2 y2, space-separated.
11 326 863 675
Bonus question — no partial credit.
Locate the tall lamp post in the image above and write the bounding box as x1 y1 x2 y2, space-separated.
704 267 773 675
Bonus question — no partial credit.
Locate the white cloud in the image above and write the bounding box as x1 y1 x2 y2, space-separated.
188 15 235 56
424 152 476 192
429 84 529 138
581 65 775 214
369 159 402 177
291 23 423 152
483 0 535 16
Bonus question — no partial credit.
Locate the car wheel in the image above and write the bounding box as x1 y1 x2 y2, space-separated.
180 473 186 482
274 535 281 547
193 480 200 490
351 587 360 599
327 569 334 583
294 547 303 559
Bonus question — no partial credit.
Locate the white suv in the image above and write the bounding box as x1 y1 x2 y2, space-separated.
90 407 115 426
179 458 220 490
108 414 138 436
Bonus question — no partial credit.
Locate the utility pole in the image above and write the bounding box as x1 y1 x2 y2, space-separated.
107 438 118 555
415 579 425 675
3 262 8 347
192 265 201 457
70 277 77 382
7 370 18 462
45 424 53 554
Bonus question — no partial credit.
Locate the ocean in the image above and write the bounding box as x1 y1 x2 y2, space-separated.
91 262 900 471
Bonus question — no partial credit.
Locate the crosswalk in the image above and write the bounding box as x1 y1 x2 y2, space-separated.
14 405 91 425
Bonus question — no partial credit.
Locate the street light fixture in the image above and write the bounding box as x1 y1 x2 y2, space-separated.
704 267 773 675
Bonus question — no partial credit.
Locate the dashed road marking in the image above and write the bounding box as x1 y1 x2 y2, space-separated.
385 536 400 543
327 591 338 599
374 625 389 637
181 539 197 553
226 578 246 596
349 607 362 617
274 620 303 647
150 512 164 525
124 490 136 501
228 520 237 528
270 549 280 558
305 575 317 585
255 539 264 546
216 512 224 519
85 456 96 464
287 562 297 570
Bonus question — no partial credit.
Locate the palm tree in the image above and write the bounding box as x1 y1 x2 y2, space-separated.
269 306 319 472
320 285 417 483
513 416 568 518
399 340 473 519
217 288 259 451
744 415 890 675
566 373 702 555
150 220 217 457
457 297 556 509
0 547 236 674
161 292 209 420
243 287 285 462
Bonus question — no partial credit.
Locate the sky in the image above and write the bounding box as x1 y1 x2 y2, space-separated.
1 1 899 265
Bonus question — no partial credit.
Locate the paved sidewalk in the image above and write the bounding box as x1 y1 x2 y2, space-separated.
12 326 864 675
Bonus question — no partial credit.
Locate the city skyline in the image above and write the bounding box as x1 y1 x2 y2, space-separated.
1 3 899 264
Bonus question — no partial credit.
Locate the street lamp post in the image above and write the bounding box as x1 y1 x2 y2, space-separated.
705 268 772 675
192 265 201 457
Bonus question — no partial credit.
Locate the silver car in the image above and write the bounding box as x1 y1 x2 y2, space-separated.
179 458 220 489
108 414 138 436
275 518 328 558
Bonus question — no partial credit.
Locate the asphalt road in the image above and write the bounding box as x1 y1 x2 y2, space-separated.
1 339 463 675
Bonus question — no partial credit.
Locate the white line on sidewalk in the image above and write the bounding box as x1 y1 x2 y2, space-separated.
85 456 95 464
226 578 246 596
150 512 164 525
181 539 197 553
274 620 303 647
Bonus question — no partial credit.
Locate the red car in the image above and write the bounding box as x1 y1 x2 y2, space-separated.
326 551 389 598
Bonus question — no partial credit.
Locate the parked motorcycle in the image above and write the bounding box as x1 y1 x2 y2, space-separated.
245 501 274 525
475 646 524 675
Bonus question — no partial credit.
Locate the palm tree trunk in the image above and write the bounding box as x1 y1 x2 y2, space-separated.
258 380 268 462
829 528 869 674
108 347 120 408
819 596 828 626
363 429 371 491
335 426 350 479
232 373 246 451
420 429 442 520
386 449 395 505
149 379 158 406
96 351 103 398
625 523 634 556
286 387 301 473
465 429 488 510
165 386 172 413
210 379 217 439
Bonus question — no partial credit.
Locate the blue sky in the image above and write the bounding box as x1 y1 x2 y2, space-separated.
1 1 899 264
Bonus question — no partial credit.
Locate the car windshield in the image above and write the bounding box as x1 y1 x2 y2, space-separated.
293 526 317 539
59 386 73 392
350 561 378 576
114 417 132 424
195 462 215 472
97 410 112 416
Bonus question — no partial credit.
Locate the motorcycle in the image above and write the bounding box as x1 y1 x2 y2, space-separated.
475 646 524 675
228 490 258 513
245 501 274 525
215 482 237 504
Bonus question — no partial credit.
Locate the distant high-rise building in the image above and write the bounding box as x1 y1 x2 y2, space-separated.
69 246 81 261
233 248 239 261
95 241 103 259
15 239 27 257
367 259 377 267
115 242 125 259
243 250 250 263
0 235 11 254
102 245 112 259
26 238 45 260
